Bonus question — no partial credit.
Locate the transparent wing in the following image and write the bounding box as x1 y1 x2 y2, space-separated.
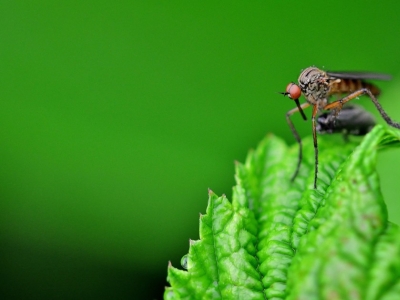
326 71 392 81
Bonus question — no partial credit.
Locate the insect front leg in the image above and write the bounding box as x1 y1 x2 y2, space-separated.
286 102 310 182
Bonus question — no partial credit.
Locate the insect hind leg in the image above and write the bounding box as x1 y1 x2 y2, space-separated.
324 88 400 129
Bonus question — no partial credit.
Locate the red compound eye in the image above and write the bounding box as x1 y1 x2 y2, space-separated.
285 83 301 99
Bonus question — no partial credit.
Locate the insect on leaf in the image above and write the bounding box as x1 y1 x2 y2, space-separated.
165 125 400 300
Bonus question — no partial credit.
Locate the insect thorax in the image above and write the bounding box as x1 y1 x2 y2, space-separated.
298 67 330 108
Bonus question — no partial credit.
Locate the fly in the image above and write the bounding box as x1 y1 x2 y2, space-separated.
316 105 376 137
281 66 400 189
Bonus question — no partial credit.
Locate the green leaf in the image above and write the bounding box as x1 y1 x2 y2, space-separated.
165 125 400 300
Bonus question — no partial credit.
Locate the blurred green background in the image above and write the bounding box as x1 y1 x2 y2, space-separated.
1 1 400 299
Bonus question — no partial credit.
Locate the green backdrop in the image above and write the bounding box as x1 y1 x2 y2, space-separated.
1 1 400 299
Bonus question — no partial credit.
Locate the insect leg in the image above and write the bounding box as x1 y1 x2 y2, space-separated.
286 102 310 182
324 88 400 129
311 104 319 189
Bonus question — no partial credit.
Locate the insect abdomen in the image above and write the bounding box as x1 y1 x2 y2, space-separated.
329 79 381 96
